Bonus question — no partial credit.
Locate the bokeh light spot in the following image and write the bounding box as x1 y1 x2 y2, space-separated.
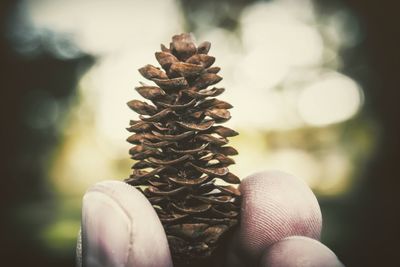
298 72 362 126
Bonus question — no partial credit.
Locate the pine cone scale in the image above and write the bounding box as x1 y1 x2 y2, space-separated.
170 62 205 77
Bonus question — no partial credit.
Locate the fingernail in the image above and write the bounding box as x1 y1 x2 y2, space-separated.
82 191 131 267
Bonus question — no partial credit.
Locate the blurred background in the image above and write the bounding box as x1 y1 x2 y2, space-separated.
1 0 399 266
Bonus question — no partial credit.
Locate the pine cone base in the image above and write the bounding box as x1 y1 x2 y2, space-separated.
125 33 240 266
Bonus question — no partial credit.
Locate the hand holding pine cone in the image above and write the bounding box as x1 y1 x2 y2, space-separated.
125 33 241 266
77 33 343 267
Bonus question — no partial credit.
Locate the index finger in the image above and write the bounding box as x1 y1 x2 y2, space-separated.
226 170 322 264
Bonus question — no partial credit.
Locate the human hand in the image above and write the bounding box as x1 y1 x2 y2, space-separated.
76 170 344 267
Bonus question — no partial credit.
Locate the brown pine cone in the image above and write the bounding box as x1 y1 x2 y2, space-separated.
125 33 240 267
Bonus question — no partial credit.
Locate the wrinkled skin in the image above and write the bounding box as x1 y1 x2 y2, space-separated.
77 170 344 267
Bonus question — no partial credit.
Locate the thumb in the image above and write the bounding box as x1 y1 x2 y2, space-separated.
77 180 173 267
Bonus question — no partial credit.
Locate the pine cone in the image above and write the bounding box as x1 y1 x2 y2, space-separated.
125 33 240 267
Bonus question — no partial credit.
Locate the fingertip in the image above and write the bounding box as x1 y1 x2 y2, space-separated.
238 170 322 259
81 180 173 267
260 236 344 267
